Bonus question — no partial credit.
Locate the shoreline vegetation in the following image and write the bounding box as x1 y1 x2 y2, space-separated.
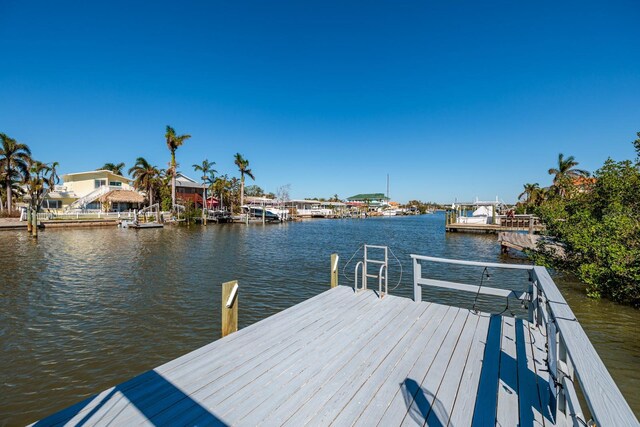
516 131 640 308
3 127 639 307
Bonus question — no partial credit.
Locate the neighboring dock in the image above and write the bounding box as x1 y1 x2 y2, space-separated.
33 249 638 426
499 231 566 258
446 213 545 234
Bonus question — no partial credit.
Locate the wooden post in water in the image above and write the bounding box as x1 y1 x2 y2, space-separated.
26 207 32 233
31 209 38 238
221 280 238 338
331 253 339 288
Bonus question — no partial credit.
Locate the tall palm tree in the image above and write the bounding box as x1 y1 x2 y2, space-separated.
99 162 126 176
234 153 255 207
193 159 217 210
129 157 161 206
165 125 191 210
0 133 32 212
548 153 588 197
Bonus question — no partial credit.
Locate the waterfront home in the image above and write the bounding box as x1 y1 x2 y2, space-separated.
346 193 389 210
175 173 207 208
43 170 143 212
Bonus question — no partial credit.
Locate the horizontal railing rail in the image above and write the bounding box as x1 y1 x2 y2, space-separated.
409 254 533 309
410 254 638 427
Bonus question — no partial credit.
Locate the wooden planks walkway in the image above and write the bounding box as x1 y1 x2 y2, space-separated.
34 286 555 426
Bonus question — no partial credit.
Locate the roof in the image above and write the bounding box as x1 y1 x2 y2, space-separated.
572 176 597 186
347 193 389 201
176 173 205 189
99 190 145 204
61 170 131 182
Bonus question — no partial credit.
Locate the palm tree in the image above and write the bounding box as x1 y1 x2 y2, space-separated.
548 154 588 197
165 125 191 210
193 159 217 210
234 153 255 207
0 133 32 212
518 183 540 203
99 162 126 176
129 157 161 206
46 161 61 190
25 160 50 212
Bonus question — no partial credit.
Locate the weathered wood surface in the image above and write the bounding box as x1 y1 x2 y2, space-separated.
221 280 238 338
499 231 566 258
33 285 565 427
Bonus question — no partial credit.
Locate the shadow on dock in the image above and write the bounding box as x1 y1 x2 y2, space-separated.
401 378 446 427
34 371 227 426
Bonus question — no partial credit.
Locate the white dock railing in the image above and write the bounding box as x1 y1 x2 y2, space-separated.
410 254 638 427
36 211 135 221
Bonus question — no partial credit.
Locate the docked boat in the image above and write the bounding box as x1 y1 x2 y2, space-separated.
242 205 289 222
120 220 163 229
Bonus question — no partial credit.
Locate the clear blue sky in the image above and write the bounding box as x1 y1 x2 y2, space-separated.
1 1 638 203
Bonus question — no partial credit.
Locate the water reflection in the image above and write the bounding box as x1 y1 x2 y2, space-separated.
0 213 638 424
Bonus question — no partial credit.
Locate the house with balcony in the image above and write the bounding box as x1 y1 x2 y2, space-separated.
175 173 207 208
43 170 144 212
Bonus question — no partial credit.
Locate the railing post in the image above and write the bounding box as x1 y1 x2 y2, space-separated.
330 253 339 288
221 280 238 338
413 258 422 302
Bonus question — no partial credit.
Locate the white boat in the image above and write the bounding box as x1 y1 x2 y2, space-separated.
456 205 494 225
242 205 289 222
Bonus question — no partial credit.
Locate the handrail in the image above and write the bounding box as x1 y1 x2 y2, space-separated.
410 254 638 426
378 264 387 298
532 266 637 426
410 254 534 270
354 261 364 293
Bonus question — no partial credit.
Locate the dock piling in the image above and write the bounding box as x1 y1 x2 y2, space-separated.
26 207 32 233
31 210 38 238
331 253 339 288
221 280 239 338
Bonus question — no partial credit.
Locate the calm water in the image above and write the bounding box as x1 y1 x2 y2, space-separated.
1 214 638 425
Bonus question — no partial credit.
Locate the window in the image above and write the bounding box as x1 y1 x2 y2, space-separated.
109 181 122 187
86 202 101 210
94 179 107 189
42 200 62 209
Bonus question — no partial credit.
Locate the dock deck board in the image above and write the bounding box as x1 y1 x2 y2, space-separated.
34 285 557 426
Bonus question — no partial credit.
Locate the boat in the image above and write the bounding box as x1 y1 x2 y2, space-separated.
120 220 163 229
456 205 494 224
242 205 289 222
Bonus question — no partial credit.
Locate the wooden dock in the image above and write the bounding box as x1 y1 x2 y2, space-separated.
34 287 552 426
445 212 545 234
499 231 566 258
33 250 638 426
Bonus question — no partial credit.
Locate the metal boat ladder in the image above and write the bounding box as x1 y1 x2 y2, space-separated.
354 244 388 298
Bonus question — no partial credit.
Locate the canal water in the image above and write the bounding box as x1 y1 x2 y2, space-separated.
0 213 638 424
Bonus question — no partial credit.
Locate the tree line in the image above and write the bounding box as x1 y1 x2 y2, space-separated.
0 126 258 215
516 132 640 307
